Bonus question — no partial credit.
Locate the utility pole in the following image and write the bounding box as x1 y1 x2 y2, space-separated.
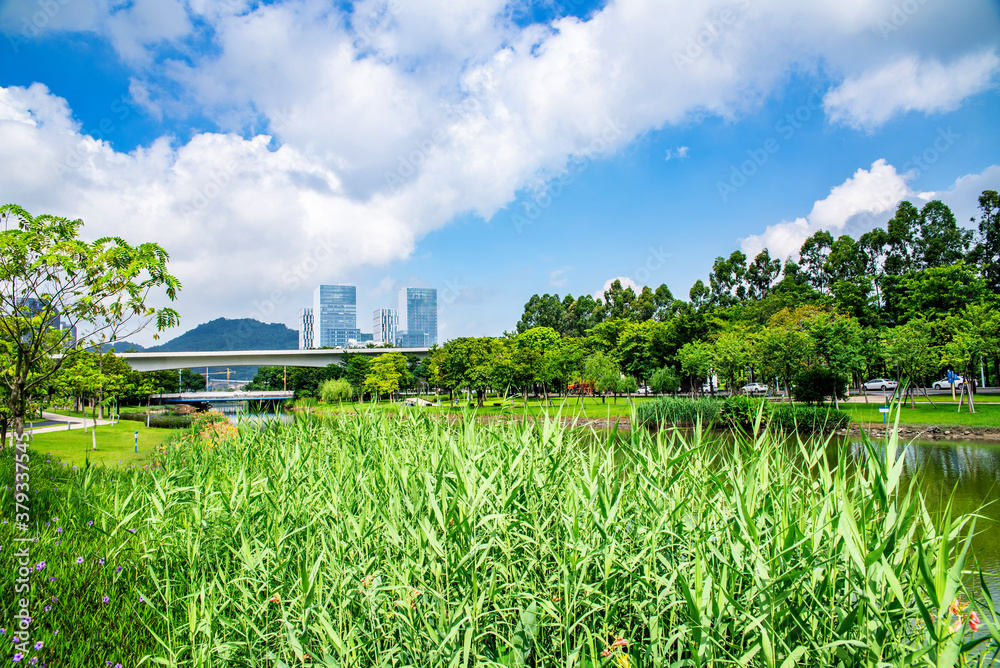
283 366 287 392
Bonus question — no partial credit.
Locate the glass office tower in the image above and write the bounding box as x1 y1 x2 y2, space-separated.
312 285 360 348
395 288 437 347
298 307 314 349
373 308 398 345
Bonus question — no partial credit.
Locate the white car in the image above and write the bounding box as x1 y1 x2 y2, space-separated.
863 378 898 391
741 383 768 396
932 376 965 390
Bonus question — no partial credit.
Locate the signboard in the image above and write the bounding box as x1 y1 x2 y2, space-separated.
878 407 890 414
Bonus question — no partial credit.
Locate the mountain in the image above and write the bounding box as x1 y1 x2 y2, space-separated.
110 318 299 381
146 318 298 352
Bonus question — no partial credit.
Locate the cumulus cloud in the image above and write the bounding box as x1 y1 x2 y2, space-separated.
824 51 1000 130
739 160 1000 261
665 146 690 161
594 277 641 300
2 0 999 338
740 159 910 259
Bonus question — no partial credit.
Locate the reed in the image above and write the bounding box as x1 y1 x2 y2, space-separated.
3 411 998 667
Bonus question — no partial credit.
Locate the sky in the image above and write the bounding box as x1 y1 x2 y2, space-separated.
1 0 999 346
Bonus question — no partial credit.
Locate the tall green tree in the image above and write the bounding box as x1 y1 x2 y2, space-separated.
880 318 940 408
0 204 180 437
970 190 1000 292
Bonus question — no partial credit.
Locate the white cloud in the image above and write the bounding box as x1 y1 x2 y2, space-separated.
594 277 641 301
824 51 1000 130
549 267 571 287
3 0 1000 339
740 160 1000 261
665 146 690 161
740 159 910 259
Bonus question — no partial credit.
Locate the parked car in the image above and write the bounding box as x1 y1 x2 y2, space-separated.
701 382 718 394
932 376 965 390
741 382 769 396
862 378 898 391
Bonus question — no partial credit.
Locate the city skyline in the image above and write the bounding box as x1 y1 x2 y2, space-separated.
298 283 437 349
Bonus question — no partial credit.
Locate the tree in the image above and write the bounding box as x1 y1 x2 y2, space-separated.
319 378 353 403
880 318 940 408
757 320 811 404
970 190 1000 292
884 201 920 275
798 230 834 293
602 279 639 320
678 341 713 399
746 249 781 300
516 294 566 333
941 302 1000 413
363 353 410 401
712 329 754 396
649 366 680 395
806 312 864 409
914 200 972 269
709 250 748 304
0 205 180 438
582 351 620 404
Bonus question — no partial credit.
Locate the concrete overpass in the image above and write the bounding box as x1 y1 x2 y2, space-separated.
154 391 295 403
116 347 432 372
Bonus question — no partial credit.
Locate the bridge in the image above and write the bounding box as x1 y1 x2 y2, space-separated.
154 391 295 403
114 347 432 372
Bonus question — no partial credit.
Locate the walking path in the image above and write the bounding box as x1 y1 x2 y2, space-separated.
25 411 114 435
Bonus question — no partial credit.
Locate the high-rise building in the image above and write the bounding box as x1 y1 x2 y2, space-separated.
372 308 398 345
312 285 360 348
395 287 437 347
298 307 314 349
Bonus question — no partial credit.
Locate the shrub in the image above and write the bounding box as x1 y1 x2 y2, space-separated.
719 395 772 430
119 411 193 429
794 367 848 405
319 378 354 403
635 396 722 425
771 405 851 434
649 366 681 394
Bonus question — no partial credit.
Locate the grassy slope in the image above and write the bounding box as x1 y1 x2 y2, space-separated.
27 421 178 467
842 401 1000 428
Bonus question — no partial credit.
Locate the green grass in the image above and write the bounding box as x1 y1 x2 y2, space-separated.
25 420 178 467
843 400 1000 428
3 412 998 666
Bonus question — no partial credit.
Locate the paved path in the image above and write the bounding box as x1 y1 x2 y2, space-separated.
25 411 114 435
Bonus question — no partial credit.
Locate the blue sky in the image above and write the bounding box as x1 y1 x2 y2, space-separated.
1 0 999 344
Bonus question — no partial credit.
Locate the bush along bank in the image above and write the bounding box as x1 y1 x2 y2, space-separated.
636 395 850 434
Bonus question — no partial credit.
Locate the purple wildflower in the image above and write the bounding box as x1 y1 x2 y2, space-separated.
48 577 55 582
33 641 42 651
127 528 136 534
138 595 145 603
98 558 105 565
102 596 109 603
116 566 123 573
44 606 50 613
13 653 23 663
75 557 84 564
35 562 45 570
56 527 62 534
88 520 94 526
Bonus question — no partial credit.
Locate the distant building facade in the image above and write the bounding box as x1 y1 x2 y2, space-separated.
298 307 314 349
312 285 360 348
372 308 398 345
395 288 437 347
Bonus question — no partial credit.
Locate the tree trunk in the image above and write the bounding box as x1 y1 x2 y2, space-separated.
920 386 937 409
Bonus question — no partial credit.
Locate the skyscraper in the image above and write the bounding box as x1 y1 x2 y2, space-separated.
395 287 437 347
372 308 398 345
312 285 360 348
298 307 314 349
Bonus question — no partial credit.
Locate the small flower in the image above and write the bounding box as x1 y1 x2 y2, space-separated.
127 528 136 534
98 558 105 565
269 594 280 603
115 664 122 668
102 597 109 603
35 562 45 571
970 610 981 632
33 641 42 651
88 521 93 526
13 653 23 663
116 566 123 573
139 595 145 603
44 606 51 613
55 527 62 534
76 557 84 564
48 577 55 582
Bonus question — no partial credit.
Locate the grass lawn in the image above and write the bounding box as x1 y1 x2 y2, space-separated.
26 420 179 467
842 401 1000 429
